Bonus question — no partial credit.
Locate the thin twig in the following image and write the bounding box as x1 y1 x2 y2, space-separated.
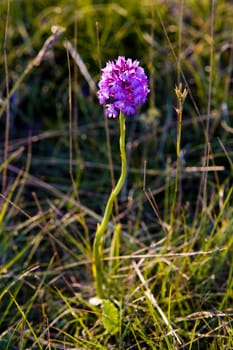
132 261 182 345
2 0 11 192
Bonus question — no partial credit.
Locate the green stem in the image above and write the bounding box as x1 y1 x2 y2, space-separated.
93 111 127 298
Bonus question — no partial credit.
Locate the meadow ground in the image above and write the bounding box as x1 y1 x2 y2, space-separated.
0 0 233 349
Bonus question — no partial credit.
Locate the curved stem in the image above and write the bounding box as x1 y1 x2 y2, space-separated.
93 111 127 298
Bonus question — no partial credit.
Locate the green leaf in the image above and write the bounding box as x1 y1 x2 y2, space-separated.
102 300 120 334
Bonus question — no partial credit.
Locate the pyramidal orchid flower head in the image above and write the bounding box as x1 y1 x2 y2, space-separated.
97 56 150 118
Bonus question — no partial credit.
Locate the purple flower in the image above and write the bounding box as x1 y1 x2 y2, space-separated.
97 56 150 118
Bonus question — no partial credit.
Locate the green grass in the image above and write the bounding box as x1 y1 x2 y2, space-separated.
0 0 233 349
